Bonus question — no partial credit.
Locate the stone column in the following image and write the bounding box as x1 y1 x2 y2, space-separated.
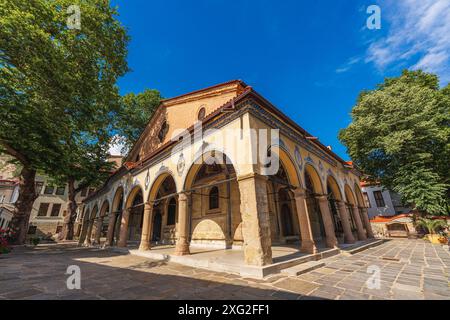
105 212 117 246
293 188 318 254
117 208 131 247
360 207 374 238
237 174 273 266
78 218 89 245
139 203 153 251
351 205 367 240
337 201 355 244
174 193 190 255
84 219 94 246
94 217 103 245
317 195 339 248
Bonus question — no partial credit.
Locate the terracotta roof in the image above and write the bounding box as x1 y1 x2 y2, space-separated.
84 80 360 203
370 213 412 222
161 80 247 104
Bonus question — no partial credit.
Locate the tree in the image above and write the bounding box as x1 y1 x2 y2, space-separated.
415 217 447 235
339 70 450 215
51 129 115 240
0 0 128 243
113 89 162 154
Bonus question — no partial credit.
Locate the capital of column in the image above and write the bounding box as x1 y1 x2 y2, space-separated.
316 194 329 203
293 187 307 198
144 202 153 211
178 192 189 202
237 172 269 183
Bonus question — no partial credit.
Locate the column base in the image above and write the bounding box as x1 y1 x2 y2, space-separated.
138 242 150 251
174 242 190 256
344 236 356 244
117 240 127 248
357 233 367 241
300 240 318 254
325 237 339 249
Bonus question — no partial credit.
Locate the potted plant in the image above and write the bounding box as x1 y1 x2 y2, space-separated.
415 218 448 244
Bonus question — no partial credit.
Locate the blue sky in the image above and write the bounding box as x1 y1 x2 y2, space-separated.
111 0 450 159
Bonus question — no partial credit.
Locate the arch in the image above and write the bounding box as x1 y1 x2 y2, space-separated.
353 183 365 207
304 163 324 194
90 205 99 220
112 186 124 213
125 185 144 209
269 145 301 188
148 170 177 202
183 149 240 248
99 199 110 217
326 175 343 200
183 149 236 190
191 219 226 241
344 184 356 205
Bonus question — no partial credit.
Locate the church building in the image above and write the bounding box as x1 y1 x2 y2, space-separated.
80 80 373 267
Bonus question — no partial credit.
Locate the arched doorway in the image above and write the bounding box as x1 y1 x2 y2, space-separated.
111 187 124 245
304 167 326 241
148 174 177 245
126 187 144 242
184 151 240 249
265 147 301 244
152 210 162 242
326 176 344 241
344 185 358 237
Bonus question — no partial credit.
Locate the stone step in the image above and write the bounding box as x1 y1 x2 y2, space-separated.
280 260 325 276
341 239 384 256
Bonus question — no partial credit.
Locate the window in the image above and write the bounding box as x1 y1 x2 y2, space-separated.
50 203 61 216
373 191 385 207
44 185 54 195
167 198 176 225
81 188 87 197
37 203 50 216
209 186 219 210
158 121 168 142
198 107 206 120
55 186 65 195
363 192 371 208
35 182 44 195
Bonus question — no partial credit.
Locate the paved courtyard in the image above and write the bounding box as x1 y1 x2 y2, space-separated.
0 239 449 300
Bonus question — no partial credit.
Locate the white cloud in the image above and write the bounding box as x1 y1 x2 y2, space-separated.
335 56 362 73
108 136 127 156
365 0 450 84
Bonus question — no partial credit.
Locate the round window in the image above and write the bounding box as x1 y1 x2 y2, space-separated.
158 121 168 142
198 107 206 121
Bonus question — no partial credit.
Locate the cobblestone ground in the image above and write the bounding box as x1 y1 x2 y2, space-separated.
0 239 448 300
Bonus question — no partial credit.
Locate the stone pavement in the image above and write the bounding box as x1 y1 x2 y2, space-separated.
0 239 448 300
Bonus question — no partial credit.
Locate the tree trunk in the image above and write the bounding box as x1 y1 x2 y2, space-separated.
62 177 78 240
10 166 38 245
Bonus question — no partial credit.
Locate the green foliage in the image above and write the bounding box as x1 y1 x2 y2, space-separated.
415 217 447 235
339 70 450 215
0 0 130 241
114 89 162 154
0 0 129 181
